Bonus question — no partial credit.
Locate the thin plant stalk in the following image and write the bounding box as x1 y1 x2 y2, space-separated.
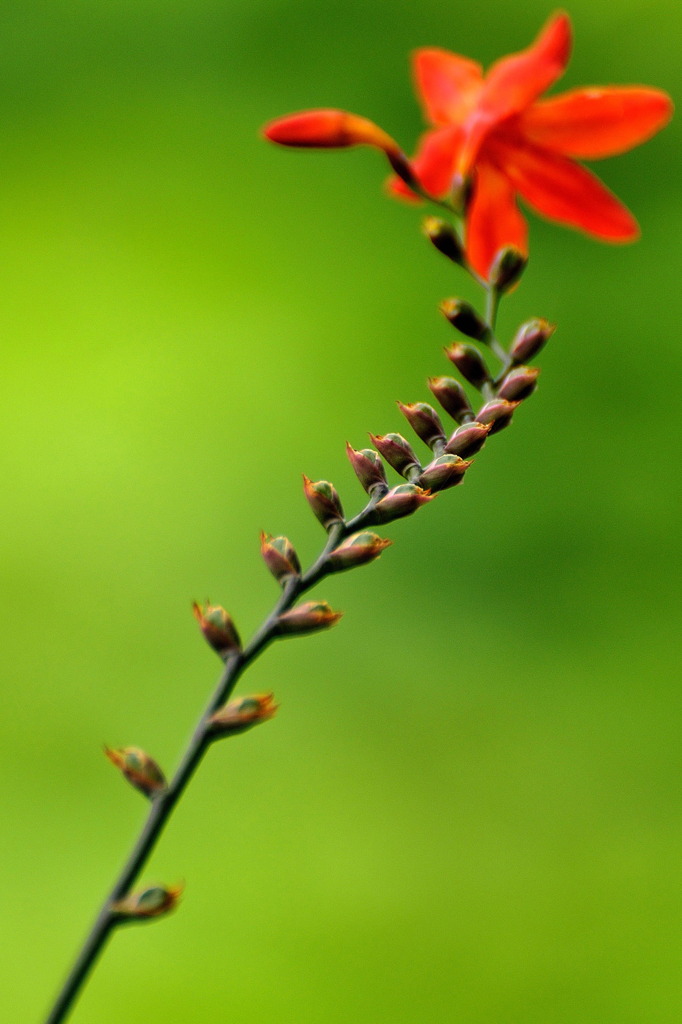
44 205 522 1023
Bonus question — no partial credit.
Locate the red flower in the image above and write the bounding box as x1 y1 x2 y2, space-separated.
390 12 672 277
263 13 672 281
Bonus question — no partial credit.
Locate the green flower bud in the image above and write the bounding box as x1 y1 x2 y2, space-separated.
112 884 183 921
445 343 491 389
422 216 465 265
260 532 301 585
477 398 519 434
439 298 491 342
193 602 242 659
374 484 434 523
427 377 473 423
327 532 392 572
303 476 344 530
104 746 167 800
346 444 388 496
369 433 420 478
276 601 343 636
509 318 555 364
489 247 528 293
497 366 540 402
209 694 278 736
397 402 446 448
444 421 492 457
418 455 471 492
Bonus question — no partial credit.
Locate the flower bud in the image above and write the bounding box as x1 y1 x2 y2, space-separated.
374 484 434 523
497 366 540 402
276 601 342 636
112 884 183 921
262 109 400 156
444 420 492 457
489 247 528 293
476 398 519 434
439 299 490 342
418 455 471 492
209 693 278 736
346 444 388 496
104 746 167 800
422 216 464 265
327 531 392 572
260 532 301 585
509 318 555 364
368 433 420 477
303 476 344 530
445 343 491 389
193 602 242 658
397 402 446 448
427 376 473 423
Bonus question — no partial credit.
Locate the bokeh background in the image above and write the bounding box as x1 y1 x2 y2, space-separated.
2 1 680 1021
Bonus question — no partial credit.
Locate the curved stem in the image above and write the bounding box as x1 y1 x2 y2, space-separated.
44 233 515 1024
43 496 380 1024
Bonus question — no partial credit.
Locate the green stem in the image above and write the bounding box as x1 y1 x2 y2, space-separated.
485 285 500 333
43 497 383 1024
44 209 515 1024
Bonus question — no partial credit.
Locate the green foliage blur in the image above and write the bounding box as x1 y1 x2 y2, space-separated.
2 2 680 1021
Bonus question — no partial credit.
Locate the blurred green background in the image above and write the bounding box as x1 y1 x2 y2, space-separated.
1 1 680 1021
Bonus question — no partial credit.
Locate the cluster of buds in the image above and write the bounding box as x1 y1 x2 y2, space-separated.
434 243 553 440
183 235 553 886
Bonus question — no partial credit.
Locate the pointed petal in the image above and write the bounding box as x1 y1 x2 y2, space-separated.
518 87 674 158
457 13 572 178
488 136 639 241
466 160 528 281
387 125 463 200
482 12 572 120
412 48 483 126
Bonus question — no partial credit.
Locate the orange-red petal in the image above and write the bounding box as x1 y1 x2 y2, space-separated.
488 136 639 241
412 48 483 126
262 109 398 153
456 13 572 180
517 87 674 159
466 160 528 281
482 12 572 121
388 125 463 201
